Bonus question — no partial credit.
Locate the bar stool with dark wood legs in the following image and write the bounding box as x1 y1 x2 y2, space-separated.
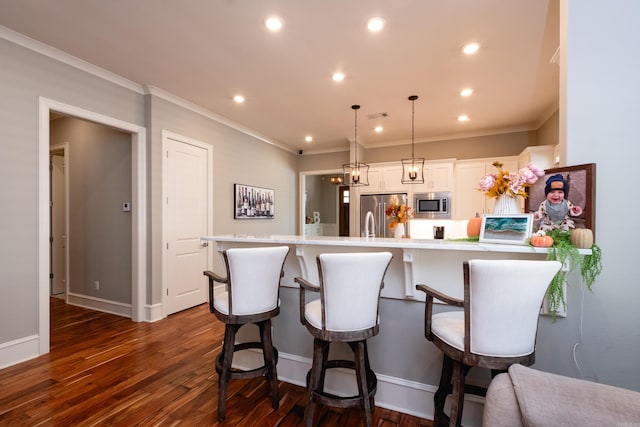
295 251 393 427
203 245 289 422
416 259 561 427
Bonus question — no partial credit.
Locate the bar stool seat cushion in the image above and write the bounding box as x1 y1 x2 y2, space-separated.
304 299 380 333
431 311 464 350
214 289 280 316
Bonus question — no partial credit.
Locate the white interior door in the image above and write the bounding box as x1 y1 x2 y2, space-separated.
50 152 67 295
163 132 212 315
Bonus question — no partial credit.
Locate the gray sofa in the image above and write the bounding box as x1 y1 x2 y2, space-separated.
483 364 640 426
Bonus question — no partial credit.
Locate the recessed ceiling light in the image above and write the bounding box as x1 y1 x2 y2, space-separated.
305 135 313 143
265 16 283 32
463 42 480 55
332 72 345 82
374 126 383 133
367 17 385 32
458 115 470 122
233 95 245 104
460 88 474 97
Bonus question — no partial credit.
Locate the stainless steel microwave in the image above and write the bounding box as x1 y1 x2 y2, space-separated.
414 191 451 218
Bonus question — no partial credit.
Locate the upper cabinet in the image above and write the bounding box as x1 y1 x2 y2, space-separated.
411 160 455 193
453 146 555 219
518 145 556 171
362 160 454 194
454 157 519 219
362 164 405 193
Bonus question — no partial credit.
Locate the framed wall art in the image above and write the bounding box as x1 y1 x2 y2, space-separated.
525 163 596 237
234 184 274 219
479 214 534 245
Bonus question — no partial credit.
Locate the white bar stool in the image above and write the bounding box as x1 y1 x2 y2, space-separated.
203 245 289 422
416 259 561 427
295 251 393 427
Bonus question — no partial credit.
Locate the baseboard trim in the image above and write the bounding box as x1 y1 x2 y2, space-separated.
0 334 40 369
230 348 484 426
145 303 164 322
66 292 131 318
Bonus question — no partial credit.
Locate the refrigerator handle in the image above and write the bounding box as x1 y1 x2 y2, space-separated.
380 202 387 237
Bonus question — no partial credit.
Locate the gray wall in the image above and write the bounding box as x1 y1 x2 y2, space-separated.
364 130 538 163
147 95 297 304
0 37 144 344
0 36 297 347
50 117 132 303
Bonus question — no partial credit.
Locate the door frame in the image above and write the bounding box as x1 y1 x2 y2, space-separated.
161 130 213 317
49 142 69 297
38 97 147 355
298 169 343 235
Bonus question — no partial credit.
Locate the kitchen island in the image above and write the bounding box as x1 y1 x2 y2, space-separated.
201 234 589 425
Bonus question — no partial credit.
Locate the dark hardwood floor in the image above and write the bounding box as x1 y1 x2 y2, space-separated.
0 298 433 426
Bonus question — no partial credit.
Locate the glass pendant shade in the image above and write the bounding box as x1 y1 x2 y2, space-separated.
401 95 425 184
342 104 369 187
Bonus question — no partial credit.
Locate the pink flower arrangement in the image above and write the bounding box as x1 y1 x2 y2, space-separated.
479 162 545 198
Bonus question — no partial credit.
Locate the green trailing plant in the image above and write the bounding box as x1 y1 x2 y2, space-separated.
581 244 603 289
532 229 602 320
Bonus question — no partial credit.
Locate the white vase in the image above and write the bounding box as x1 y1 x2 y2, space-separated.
394 222 405 239
493 194 520 215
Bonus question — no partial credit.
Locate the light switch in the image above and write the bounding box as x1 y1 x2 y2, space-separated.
122 202 131 212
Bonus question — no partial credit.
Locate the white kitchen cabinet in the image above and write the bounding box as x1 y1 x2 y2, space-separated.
454 157 519 219
362 164 405 193
518 145 555 171
411 160 454 193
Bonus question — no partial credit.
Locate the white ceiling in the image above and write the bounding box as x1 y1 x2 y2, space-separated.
0 0 559 155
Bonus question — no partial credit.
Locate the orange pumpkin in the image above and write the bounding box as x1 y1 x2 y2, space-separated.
467 213 482 237
531 234 554 247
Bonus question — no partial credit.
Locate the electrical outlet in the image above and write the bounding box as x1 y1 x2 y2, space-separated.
94 281 100 290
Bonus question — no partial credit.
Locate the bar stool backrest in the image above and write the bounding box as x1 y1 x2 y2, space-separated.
225 246 289 316
318 252 392 332
467 259 562 357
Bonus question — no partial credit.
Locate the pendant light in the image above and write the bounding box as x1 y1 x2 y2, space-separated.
343 104 369 186
401 95 425 184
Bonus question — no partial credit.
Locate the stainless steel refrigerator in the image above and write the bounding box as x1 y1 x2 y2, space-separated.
360 193 408 238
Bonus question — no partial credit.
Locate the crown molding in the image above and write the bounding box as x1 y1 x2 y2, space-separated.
144 86 294 154
1 25 297 155
0 25 144 94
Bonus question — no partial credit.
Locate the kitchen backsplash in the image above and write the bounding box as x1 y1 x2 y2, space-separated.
408 219 468 239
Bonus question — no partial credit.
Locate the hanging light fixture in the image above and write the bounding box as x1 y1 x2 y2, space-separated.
401 95 425 184
342 104 369 186
329 175 344 185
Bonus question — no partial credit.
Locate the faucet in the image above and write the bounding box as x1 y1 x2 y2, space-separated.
365 211 375 238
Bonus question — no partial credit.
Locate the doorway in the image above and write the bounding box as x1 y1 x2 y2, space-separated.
338 185 350 236
299 170 347 237
38 97 147 355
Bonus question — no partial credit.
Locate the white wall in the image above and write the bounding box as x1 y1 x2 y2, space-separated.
548 0 640 390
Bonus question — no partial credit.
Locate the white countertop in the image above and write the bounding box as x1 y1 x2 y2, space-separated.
201 234 592 255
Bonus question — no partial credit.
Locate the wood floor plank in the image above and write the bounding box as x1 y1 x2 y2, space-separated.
0 298 432 426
